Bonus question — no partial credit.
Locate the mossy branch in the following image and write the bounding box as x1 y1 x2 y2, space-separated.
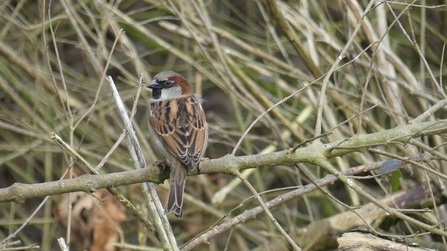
1 119 446 203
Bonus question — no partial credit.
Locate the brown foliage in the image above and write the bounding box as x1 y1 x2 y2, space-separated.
54 189 126 251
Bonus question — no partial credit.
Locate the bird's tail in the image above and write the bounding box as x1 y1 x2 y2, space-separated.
165 165 187 218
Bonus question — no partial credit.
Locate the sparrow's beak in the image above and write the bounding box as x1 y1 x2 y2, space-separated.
147 80 161 89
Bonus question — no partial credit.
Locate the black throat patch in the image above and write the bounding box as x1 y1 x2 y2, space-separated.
151 89 162 100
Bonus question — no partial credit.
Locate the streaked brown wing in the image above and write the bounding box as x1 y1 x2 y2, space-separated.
149 95 207 169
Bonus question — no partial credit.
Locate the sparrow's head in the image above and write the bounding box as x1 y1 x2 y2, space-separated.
147 71 192 100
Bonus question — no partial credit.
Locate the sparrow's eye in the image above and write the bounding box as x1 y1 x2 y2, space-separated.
161 80 173 88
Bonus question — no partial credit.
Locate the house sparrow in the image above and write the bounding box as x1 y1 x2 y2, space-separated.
147 71 208 218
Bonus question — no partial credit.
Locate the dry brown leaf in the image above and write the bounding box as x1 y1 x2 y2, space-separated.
54 188 126 251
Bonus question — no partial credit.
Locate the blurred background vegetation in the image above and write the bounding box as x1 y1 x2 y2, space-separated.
1 0 447 250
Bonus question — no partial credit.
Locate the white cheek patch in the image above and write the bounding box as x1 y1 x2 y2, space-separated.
160 86 182 100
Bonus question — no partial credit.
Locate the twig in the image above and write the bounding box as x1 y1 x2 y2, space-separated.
50 133 158 236
265 0 321 78
316 158 447 238
1 167 70 246
232 83 311 156
183 160 383 250
94 75 145 171
233 170 302 251
95 130 127 170
314 0 376 136
57 237 69 251
106 76 178 250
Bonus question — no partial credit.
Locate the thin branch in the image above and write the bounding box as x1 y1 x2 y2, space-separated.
106 76 178 250
265 0 321 78
50 133 158 236
183 159 385 250
233 170 301 251
316 158 447 238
